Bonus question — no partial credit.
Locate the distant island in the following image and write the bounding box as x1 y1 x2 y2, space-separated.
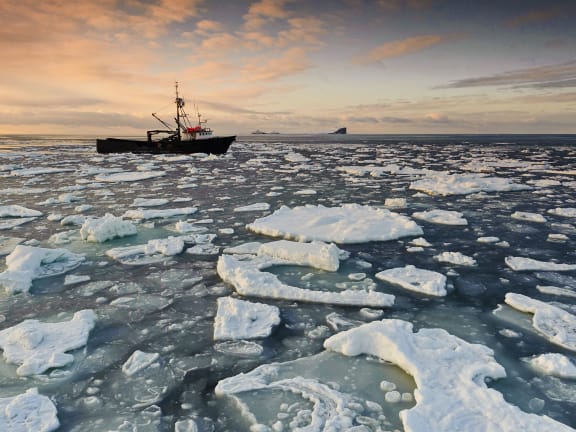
329 127 347 134
251 130 280 135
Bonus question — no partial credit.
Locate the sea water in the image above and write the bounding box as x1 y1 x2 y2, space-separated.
1 134 576 431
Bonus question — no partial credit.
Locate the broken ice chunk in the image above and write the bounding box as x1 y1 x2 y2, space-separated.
122 350 160 377
0 310 95 376
0 245 85 294
213 297 281 341
0 388 59 432
376 265 447 297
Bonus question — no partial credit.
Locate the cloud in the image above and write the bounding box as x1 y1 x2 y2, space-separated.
423 112 452 123
381 116 413 123
242 47 311 81
183 61 236 82
0 110 151 129
511 92 576 104
505 6 565 28
245 0 291 20
200 33 240 52
277 17 326 47
441 60 576 89
243 0 292 31
194 19 224 35
377 0 436 10
355 34 451 64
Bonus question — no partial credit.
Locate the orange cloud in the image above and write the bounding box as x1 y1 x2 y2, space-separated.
277 17 326 47
246 0 291 20
183 61 236 82
195 19 224 35
242 47 311 81
356 34 451 64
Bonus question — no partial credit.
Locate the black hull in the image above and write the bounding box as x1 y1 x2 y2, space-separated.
96 136 236 155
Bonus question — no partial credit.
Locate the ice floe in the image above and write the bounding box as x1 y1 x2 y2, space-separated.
0 217 38 230
95 171 166 182
409 173 530 196
0 245 85 294
258 240 341 271
0 310 95 376
105 237 186 264
434 251 477 266
0 205 42 218
79 214 137 243
233 202 271 212
505 256 576 272
216 360 385 430
247 204 423 243
131 198 169 207
11 167 75 176
412 209 468 225
324 318 574 431
337 164 433 177
0 388 59 432
123 207 198 220
548 208 576 218
525 353 576 378
217 240 394 307
511 211 547 223
375 265 447 297
0 236 24 256
122 350 161 377
213 297 281 341
504 293 576 351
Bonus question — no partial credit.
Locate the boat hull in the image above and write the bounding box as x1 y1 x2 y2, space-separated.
96 136 236 155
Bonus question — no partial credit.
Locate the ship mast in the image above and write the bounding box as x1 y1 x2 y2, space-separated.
175 81 183 141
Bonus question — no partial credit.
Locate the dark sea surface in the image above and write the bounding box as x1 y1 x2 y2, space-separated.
1 134 576 431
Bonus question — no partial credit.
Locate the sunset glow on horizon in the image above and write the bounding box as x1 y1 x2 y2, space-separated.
1 0 575 135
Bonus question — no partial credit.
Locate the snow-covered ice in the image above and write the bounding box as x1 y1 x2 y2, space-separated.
324 319 574 432
247 204 423 243
258 240 342 272
409 173 530 196
505 256 576 272
375 265 447 297
217 251 394 307
233 203 271 212
504 293 576 351
525 353 576 378
123 207 198 220
548 208 576 218
213 297 281 340
434 251 477 266
0 205 42 218
95 170 166 182
0 388 59 432
79 214 137 243
105 236 186 264
0 310 95 376
511 211 547 223
131 198 169 207
0 245 85 294
412 209 468 225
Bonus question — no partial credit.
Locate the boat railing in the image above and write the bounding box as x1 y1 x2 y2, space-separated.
147 129 178 144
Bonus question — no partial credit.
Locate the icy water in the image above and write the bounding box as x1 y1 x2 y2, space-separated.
1 134 576 431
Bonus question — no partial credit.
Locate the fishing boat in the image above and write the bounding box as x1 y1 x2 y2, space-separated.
96 83 236 155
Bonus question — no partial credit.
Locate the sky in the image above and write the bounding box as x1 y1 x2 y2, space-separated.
1 0 575 135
